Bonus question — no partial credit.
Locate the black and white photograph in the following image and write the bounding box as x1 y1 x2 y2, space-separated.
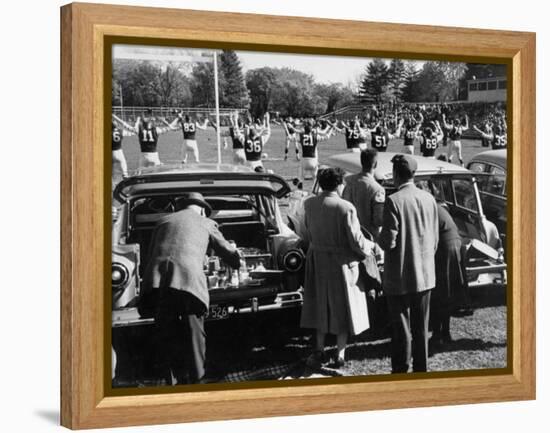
110 44 508 388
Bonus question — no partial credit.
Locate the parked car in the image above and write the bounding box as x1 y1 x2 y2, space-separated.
111 164 306 328
300 151 506 289
467 149 507 241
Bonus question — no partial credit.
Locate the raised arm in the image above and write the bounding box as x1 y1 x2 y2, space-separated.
196 118 209 130
416 112 424 128
433 121 444 142
161 117 178 131
367 121 380 133
260 113 271 141
441 113 452 130
112 113 137 134
317 124 332 138
473 125 493 140
462 114 469 130
168 113 181 130
390 118 405 139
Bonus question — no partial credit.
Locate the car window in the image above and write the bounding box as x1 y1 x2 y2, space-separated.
415 177 453 205
468 162 486 173
452 179 478 212
430 178 453 204
483 174 506 196
489 165 505 176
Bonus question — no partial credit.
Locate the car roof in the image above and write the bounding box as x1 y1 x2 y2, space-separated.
114 163 291 201
467 149 507 169
326 151 471 180
130 163 254 176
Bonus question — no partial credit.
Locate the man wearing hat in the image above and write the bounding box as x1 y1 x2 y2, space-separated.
139 192 241 384
379 154 439 373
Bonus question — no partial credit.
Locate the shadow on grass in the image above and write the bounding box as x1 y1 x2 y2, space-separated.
429 338 506 356
469 284 507 308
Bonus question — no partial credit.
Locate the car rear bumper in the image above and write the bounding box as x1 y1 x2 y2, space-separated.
112 290 304 327
466 263 507 288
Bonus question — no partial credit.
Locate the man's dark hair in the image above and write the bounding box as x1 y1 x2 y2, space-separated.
360 148 378 171
318 167 345 191
393 162 414 181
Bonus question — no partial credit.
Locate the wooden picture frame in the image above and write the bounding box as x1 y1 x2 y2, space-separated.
60 2 536 429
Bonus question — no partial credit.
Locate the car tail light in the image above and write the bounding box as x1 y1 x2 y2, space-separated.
112 262 130 290
112 243 140 309
282 249 305 273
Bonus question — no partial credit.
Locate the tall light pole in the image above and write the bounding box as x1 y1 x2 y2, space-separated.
213 52 222 165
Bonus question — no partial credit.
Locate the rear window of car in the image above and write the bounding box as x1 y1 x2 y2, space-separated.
468 162 486 173
489 165 505 175
479 174 506 197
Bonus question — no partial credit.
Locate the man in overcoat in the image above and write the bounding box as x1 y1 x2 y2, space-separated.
379 155 439 373
300 167 375 368
139 192 241 384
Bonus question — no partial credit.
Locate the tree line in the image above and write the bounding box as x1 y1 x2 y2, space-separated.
112 50 502 117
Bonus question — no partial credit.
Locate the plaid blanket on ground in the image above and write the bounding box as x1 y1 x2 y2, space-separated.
221 362 299 383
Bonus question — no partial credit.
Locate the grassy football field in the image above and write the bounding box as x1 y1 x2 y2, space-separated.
113 125 507 382
118 124 489 190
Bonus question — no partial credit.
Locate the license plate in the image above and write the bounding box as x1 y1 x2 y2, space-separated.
207 305 230 320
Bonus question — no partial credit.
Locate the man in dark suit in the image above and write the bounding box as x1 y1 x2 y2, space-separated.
379 155 439 373
140 192 241 384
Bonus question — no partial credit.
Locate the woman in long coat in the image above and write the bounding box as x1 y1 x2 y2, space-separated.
300 168 375 367
431 201 467 345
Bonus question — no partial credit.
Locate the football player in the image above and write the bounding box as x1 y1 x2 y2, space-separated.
282 117 300 161
419 121 444 158
401 113 423 155
371 118 403 152
491 125 507 149
473 122 494 148
243 112 271 170
296 119 332 180
114 109 171 168
169 113 209 163
474 123 507 149
442 113 469 166
111 119 128 182
229 111 246 165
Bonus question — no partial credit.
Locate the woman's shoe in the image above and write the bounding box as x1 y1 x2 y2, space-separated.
305 350 324 368
333 357 346 369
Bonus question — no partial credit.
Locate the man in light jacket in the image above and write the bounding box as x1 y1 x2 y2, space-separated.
342 148 385 241
301 167 375 368
379 154 439 373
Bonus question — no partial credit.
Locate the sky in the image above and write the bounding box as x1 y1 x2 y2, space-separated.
236 50 370 85
113 44 426 86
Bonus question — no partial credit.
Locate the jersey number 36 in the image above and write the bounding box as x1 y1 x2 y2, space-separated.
245 139 262 153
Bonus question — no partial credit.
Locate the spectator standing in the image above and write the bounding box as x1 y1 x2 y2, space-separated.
379 155 439 373
431 202 467 347
139 193 241 384
301 168 375 368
